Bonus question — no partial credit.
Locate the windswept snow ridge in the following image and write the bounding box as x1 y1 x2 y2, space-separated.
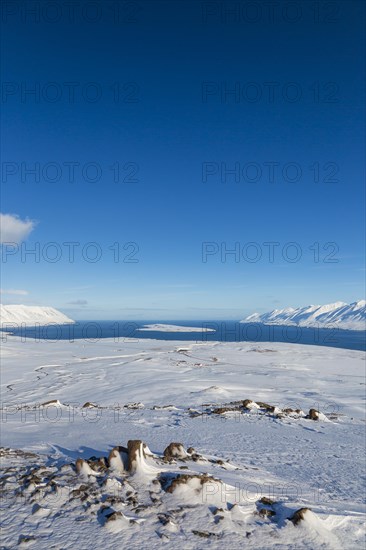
242 300 366 331
0 304 74 326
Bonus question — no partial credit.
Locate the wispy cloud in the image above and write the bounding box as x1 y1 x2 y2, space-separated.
0 288 29 296
67 299 88 306
0 213 36 244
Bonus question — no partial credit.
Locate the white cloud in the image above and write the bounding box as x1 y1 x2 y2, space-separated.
0 289 29 296
0 213 36 244
67 299 88 306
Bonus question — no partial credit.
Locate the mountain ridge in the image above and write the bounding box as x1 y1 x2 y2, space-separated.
0 304 74 326
242 300 366 331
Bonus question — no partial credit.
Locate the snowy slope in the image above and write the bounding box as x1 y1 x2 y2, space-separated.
242 300 366 330
0 304 74 326
0 336 365 549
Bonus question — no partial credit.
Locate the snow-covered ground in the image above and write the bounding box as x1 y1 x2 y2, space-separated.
1 335 365 549
243 300 366 331
0 304 74 326
138 324 216 332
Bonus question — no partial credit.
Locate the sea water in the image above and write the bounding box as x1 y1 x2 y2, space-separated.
2 320 365 351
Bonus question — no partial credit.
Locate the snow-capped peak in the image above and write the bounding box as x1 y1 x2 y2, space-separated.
0 304 74 327
241 300 365 331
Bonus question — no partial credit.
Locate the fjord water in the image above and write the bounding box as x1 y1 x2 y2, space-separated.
3 321 365 351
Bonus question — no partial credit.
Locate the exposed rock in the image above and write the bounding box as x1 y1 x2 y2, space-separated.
87 457 107 472
258 508 275 518
242 399 253 408
192 530 220 538
40 399 60 407
163 442 187 460
191 453 204 462
105 511 123 522
213 406 234 414
4 441 258 543
124 402 144 409
290 507 311 525
82 402 98 408
256 402 275 412
25 475 41 487
127 440 146 473
70 485 89 501
308 408 319 420
75 458 98 477
75 459 84 474
259 497 275 506
163 473 217 494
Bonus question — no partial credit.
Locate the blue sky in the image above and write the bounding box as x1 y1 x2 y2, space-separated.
1 0 365 320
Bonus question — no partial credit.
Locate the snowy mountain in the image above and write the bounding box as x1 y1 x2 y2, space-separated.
0 304 74 326
242 300 366 331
